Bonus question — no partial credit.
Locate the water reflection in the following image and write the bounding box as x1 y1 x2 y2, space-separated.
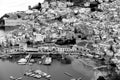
0 55 95 80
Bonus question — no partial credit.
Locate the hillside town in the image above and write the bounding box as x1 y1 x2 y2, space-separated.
0 0 120 80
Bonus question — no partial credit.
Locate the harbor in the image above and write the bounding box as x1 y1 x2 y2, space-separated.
0 55 94 80
1 0 120 80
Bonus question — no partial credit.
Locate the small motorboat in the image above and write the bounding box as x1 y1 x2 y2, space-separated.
34 70 42 74
24 72 32 76
33 74 42 79
10 76 22 80
70 78 76 80
10 76 15 80
46 75 51 78
29 73 36 77
16 77 22 80
41 72 47 77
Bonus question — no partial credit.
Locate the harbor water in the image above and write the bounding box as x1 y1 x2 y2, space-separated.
0 57 95 80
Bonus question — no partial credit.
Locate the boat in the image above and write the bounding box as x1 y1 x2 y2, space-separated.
24 69 51 79
70 78 76 80
33 74 42 79
43 57 52 65
10 76 15 80
16 77 22 80
34 70 42 74
29 73 36 77
17 58 27 65
46 75 51 78
24 72 32 76
41 72 47 77
29 59 35 63
10 76 22 80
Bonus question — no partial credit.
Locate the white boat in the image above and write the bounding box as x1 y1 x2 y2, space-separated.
46 75 51 78
16 77 22 80
70 78 76 80
33 74 42 79
29 73 36 77
29 59 35 63
24 72 32 76
18 58 27 63
10 76 22 80
43 57 52 65
10 76 14 80
41 72 47 76
34 70 42 74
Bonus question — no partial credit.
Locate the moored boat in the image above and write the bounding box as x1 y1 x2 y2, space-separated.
17 58 27 65
24 72 32 76
33 74 42 79
46 74 51 78
43 57 52 65
34 70 42 74
9 76 22 80
41 72 47 77
29 73 36 77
